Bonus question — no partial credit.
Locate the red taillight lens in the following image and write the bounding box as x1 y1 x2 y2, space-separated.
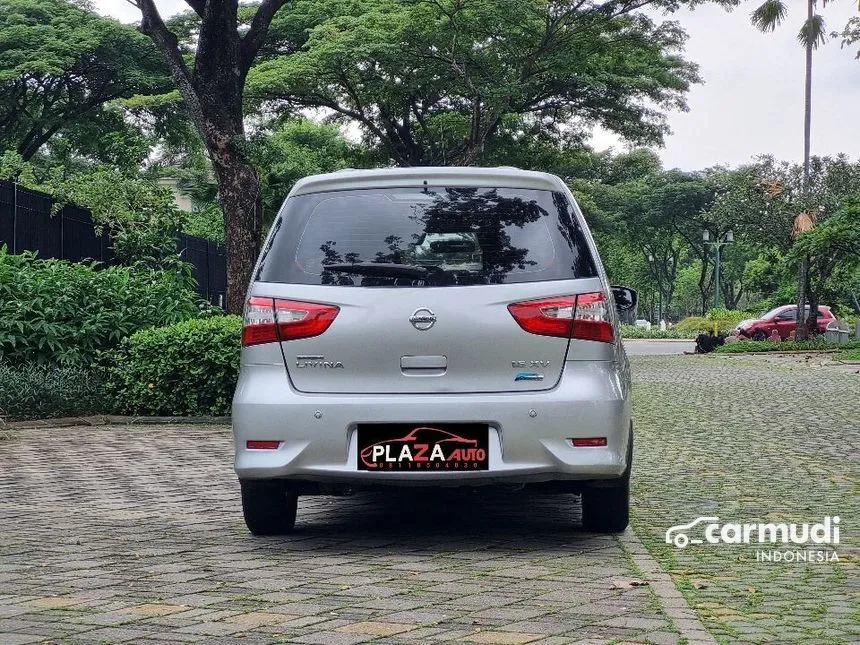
507 296 576 338
508 292 613 343
242 297 280 346
570 292 614 343
242 297 339 346
570 437 608 447
274 299 340 341
246 440 281 450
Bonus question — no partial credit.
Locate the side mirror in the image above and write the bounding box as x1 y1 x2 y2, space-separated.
611 285 637 313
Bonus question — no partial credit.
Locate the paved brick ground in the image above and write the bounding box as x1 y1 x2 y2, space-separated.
631 355 859 644
1 354 856 644
0 428 682 644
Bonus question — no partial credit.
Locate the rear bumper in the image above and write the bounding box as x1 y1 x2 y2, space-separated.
232 360 632 486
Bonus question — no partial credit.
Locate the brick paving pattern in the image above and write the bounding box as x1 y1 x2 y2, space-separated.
631 355 859 644
0 354 856 643
0 430 679 643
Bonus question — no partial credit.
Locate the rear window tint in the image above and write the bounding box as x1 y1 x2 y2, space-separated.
256 187 596 286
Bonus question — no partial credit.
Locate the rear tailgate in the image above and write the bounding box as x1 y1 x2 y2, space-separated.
251 279 607 394
251 182 609 394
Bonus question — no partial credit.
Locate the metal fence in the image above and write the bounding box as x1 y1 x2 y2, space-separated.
0 180 226 305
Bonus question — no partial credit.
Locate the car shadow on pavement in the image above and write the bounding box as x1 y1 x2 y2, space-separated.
261 489 612 546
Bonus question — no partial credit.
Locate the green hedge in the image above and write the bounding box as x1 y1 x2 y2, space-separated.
0 247 204 365
674 309 758 335
835 348 860 361
715 338 860 354
0 362 103 421
619 325 693 339
103 316 241 416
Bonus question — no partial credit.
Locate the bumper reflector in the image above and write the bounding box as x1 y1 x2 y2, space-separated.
570 437 608 447
246 440 281 450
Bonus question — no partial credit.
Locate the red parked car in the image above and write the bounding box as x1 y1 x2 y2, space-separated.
735 305 835 341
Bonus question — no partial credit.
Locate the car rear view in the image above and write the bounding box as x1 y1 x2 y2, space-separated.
233 167 633 535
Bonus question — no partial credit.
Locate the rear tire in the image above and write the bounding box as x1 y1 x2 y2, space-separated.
581 484 629 533
581 428 631 533
240 480 298 535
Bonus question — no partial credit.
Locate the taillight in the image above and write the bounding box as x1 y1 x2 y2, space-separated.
507 296 576 338
571 292 614 343
242 297 339 346
507 292 614 343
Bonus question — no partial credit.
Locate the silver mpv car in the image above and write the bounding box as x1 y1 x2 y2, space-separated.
233 167 636 535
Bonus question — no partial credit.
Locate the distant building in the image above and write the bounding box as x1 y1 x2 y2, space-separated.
155 177 194 212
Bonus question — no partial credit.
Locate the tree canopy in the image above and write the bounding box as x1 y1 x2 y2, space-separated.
250 0 736 166
0 0 169 160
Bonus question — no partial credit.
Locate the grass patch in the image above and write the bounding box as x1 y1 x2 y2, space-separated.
834 347 860 361
715 338 860 354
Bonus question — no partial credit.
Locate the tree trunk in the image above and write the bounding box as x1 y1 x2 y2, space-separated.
135 0 289 314
796 0 814 341
697 259 710 316
17 122 64 161
795 255 809 339
722 282 737 310
209 145 262 314
807 280 819 338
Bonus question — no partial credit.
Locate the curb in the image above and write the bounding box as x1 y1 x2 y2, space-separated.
0 415 231 431
620 530 717 644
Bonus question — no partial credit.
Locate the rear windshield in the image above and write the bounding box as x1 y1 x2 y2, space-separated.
256 187 597 287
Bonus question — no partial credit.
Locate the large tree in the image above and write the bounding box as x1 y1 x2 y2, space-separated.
130 0 290 313
251 0 737 167
0 0 168 160
788 196 860 318
750 0 836 338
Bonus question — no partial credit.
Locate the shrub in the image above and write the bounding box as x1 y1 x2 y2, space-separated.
833 305 858 332
103 316 242 416
715 338 860 354
835 347 860 361
673 316 712 333
0 362 104 421
674 309 758 335
619 325 694 339
0 247 203 365
707 307 758 327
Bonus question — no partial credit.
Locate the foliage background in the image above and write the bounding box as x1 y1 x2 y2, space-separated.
1 0 858 420
101 316 242 417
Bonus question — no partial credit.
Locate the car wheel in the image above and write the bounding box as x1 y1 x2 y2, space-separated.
240 479 298 536
581 478 629 533
581 428 631 533
752 330 767 342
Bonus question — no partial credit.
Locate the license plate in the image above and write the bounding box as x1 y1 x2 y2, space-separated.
357 423 489 471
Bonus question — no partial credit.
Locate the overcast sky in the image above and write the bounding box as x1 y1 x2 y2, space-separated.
97 0 860 171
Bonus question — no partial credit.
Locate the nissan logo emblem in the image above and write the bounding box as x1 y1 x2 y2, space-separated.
409 307 436 331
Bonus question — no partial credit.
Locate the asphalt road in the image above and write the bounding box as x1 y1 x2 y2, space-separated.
622 339 694 355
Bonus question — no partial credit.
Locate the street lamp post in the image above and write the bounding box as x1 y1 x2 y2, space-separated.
703 230 734 310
